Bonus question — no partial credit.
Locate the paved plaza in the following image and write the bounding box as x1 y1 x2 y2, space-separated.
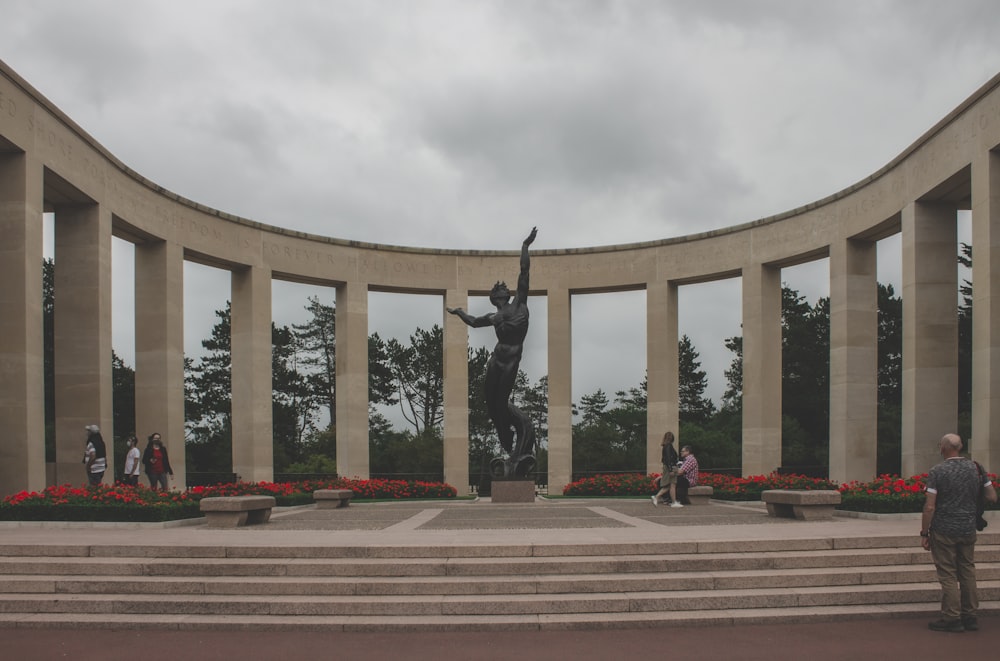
0 496 922 549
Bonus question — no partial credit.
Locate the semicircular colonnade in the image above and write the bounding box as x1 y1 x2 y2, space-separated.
2 58 1000 496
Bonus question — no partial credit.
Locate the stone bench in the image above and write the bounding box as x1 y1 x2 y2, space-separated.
314 489 354 509
686 485 713 505
199 496 276 528
762 489 841 520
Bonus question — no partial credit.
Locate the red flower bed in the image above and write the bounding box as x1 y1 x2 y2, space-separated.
561 469 999 514
1 483 200 521
0 477 458 521
188 477 458 504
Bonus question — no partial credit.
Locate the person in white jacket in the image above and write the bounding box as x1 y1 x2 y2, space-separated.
122 436 141 486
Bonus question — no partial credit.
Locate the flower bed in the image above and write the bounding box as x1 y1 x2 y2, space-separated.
700 473 839 501
839 474 936 514
561 473 660 497
562 470 999 514
0 484 201 522
1 477 459 522
189 477 458 505
562 471 838 499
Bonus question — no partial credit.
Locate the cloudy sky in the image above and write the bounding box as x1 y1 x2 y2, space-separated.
3 1 999 416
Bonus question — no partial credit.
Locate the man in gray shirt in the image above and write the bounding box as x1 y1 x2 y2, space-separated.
921 433 997 633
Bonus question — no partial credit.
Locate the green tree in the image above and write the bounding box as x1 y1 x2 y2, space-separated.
271 323 318 469
608 380 647 466
292 296 337 427
516 374 549 450
571 384 647 477
467 346 500 485
43 258 55 461
958 242 973 444
578 390 610 425
385 325 444 435
718 286 831 472
184 304 233 474
679 335 716 424
877 283 903 475
721 336 742 413
367 332 399 408
781 288 829 470
110 351 136 480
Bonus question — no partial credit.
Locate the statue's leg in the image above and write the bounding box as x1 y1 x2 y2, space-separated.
484 362 514 453
509 404 536 458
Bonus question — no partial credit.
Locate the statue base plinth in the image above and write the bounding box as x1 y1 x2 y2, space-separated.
489 479 536 503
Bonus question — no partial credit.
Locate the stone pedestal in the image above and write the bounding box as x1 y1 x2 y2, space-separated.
490 479 536 503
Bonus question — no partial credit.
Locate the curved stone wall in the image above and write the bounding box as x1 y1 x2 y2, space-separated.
2 58 999 495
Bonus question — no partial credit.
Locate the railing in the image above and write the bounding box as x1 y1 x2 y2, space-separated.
185 472 237 487
470 483 548 496
368 472 444 483
273 473 338 483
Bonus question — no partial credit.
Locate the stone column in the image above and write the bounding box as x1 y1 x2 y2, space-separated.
134 240 186 488
443 289 469 493
0 152 45 494
901 201 958 475
231 265 273 482
741 262 782 475
646 280 678 474
828 238 878 483
547 288 572 493
971 149 1000 469
335 280 370 479
53 202 114 485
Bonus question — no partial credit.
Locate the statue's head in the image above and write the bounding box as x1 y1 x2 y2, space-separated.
490 281 511 305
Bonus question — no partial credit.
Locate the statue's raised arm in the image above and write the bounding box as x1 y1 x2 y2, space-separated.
517 226 537 303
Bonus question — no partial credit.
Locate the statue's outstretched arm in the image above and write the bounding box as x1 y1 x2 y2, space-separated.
447 307 493 328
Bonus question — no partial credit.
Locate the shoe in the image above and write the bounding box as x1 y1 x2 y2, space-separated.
670 502 683 508
928 619 964 633
962 617 978 631
651 495 658 507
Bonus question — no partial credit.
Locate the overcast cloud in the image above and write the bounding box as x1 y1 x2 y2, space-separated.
3 1 998 416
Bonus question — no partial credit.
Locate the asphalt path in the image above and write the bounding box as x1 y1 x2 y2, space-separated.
6 615 998 660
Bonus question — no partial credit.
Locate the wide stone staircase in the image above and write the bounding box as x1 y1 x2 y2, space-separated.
0 532 997 632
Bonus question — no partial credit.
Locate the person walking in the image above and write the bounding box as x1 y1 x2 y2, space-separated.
122 435 141 486
921 433 997 633
83 425 107 486
142 433 174 491
652 431 682 507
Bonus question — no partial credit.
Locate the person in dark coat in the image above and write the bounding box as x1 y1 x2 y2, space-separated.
142 432 174 490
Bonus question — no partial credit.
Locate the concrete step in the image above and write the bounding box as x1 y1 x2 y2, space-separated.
0 580 996 616
0 601 996 632
2 537 995 631
1 563 997 596
3 545 994 578
2 533 997 559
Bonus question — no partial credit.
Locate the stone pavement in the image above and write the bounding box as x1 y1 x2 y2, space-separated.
3 497 998 659
0 496 934 550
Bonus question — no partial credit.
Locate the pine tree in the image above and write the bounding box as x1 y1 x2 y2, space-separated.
678 334 716 423
291 296 337 427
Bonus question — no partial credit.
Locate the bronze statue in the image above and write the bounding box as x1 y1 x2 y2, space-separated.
448 227 538 479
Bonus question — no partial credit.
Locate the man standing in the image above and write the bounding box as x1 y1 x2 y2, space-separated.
921 433 997 633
